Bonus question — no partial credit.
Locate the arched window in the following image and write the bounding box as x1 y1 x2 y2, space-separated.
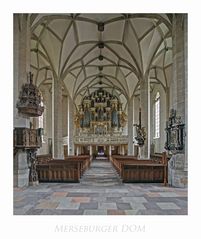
154 92 160 138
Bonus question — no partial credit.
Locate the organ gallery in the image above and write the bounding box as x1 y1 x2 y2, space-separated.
75 88 127 136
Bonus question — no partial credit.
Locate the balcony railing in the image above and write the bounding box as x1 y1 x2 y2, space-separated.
74 135 128 145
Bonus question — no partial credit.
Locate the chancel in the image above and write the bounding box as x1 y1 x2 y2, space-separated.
14 13 187 215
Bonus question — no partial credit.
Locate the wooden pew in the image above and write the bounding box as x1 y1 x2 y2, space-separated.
122 163 164 183
110 152 168 185
37 155 91 183
64 155 91 176
36 154 52 164
37 160 80 182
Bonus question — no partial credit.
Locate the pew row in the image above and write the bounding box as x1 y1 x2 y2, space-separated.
64 156 91 176
36 155 91 183
110 153 168 185
36 154 52 164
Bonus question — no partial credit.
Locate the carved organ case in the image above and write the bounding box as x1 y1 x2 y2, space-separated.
75 88 127 136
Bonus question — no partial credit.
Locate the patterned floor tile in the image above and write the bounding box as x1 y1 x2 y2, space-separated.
13 160 187 215
52 192 68 197
130 202 146 210
35 201 59 209
106 197 124 203
125 210 139 215
98 202 117 210
83 210 107 215
137 209 169 215
71 197 90 203
14 187 25 192
146 192 161 197
174 199 188 207
107 209 126 215
143 202 160 210
159 192 179 197
79 202 98 210
91 197 107 202
14 204 34 215
116 203 132 210
47 196 72 203
156 202 181 210
25 209 44 215
57 202 80 210
14 196 25 202
42 209 84 215
125 192 145 197
122 197 147 203
175 191 188 197
35 188 51 193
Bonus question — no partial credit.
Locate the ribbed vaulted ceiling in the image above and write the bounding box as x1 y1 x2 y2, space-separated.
30 14 172 107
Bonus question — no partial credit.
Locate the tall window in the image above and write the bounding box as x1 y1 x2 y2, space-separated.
38 97 45 142
39 114 43 129
154 92 160 138
39 98 44 128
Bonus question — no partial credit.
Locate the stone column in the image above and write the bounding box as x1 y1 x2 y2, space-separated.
127 97 134 155
140 77 150 159
89 145 93 157
133 96 139 157
165 87 170 121
76 146 79 156
62 95 68 137
45 87 52 155
67 96 74 155
109 145 112 156
168 14 188 187
14 14 31 127
52 78 64 159
14 14 31 187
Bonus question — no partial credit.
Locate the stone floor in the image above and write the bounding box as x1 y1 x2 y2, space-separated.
14 160 187 215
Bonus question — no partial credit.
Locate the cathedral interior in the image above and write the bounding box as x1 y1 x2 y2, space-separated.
13 13 188 215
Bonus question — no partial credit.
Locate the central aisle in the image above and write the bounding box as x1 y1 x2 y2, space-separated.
80 159 122 186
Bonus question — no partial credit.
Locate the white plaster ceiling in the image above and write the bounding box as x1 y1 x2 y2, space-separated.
30 14 173 107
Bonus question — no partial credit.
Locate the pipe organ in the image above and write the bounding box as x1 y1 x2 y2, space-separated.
74 88 127 136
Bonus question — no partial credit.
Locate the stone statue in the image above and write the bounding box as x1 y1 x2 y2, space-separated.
120 112 127 127
134 124 146 146
74 114 81 128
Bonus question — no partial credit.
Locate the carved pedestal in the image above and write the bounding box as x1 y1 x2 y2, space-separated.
27 149 39 186
14 128 42 186
165 109 187 188
168 154 188 187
